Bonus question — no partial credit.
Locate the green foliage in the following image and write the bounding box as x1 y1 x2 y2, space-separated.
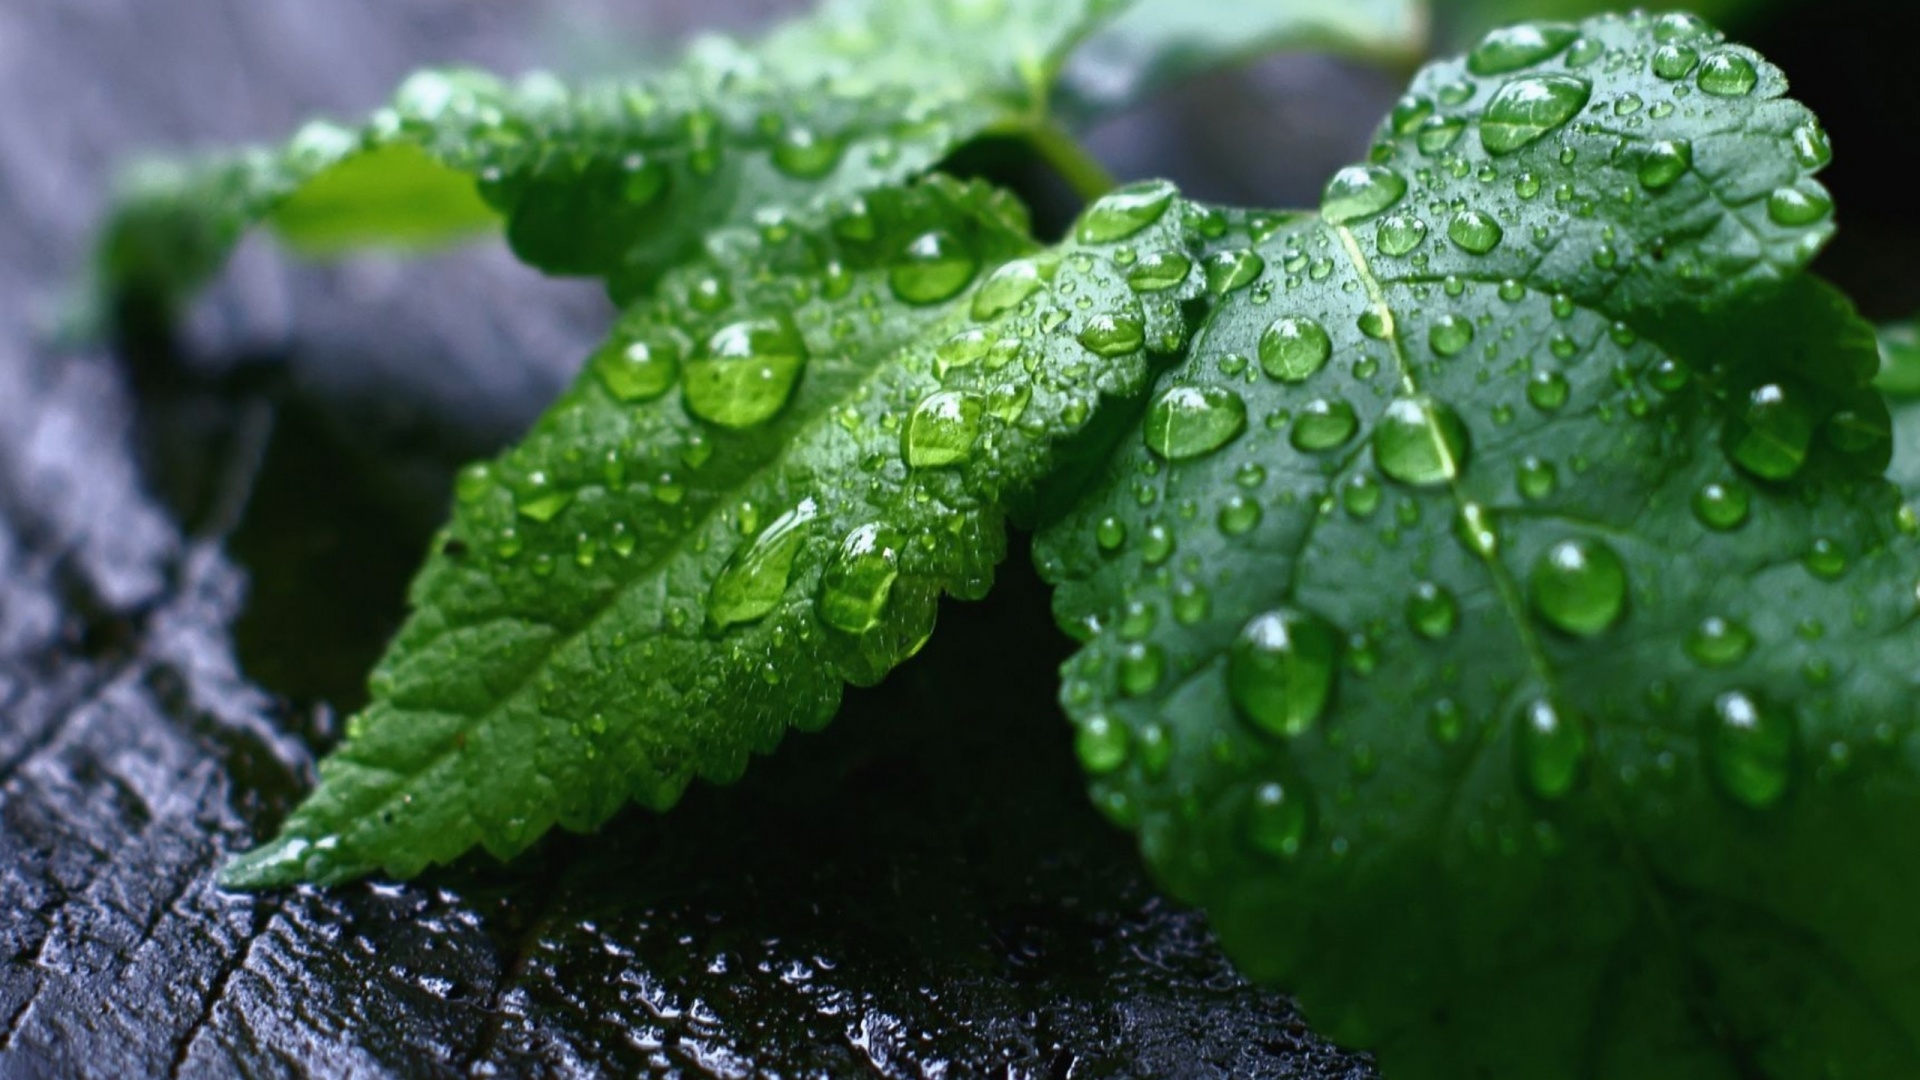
1036 12 1919 1078
101 1 1920 1078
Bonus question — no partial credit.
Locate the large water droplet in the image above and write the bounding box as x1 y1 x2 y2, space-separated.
1529 538 1627 636
1728 383 1813 481
1766 185 1833 227
1373 396 1471 487
771 125 844 178
710 498 819 628
1652 44 1699 80
1078 312 1146 358
1377 214 1429 257
1127 250 1193 293
1517 697 1587 800
1638 140 1693 191
1245 780 1311 858
1705 691 1793 809
1076 714 1130 774
1480 75 1592 156
1448 209 1505 254
1321 166 1408 225
1468 22 1579 75
889 230 978 304
1696 51 1758 96
1229 608 1338 739
1259 316 1333 382
816 522 903 634
969 257 1050 320
684 315 809 428
1429 314 1475 357
903 390 985 468
1145 386 1247 460
1290 398 1359 452
1076 179 1178 243
1203 249 1265 294
593 332 681 403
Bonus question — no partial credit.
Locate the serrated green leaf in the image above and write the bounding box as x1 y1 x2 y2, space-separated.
1059 0 1426 115
1036 13 1920 1079
220 172 1215 888
97 0 1124 316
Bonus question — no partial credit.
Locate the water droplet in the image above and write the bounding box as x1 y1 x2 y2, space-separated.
1517 455 1558 500
1141 523 1175 565
1391 94 1434 134
684 315 809 429
1127 250 1193 293
1767 185 1833 227
816 523 903 634
1687 616 1754 667
1429 314 1475 357
1406 582 1459 639
1145 386 1247 461
710 498 819 628
1095 516 1127 551
1259 316 1333 382
1321 166 1408 225
1076 714 1131 774
1696 51 1758 96
1172 582 1212 624
1078 312 1147 358
1530 538 1627 636
1448 210 1505 254
903 390 985 468
1705 691 1793 809
593 333 681 403
517 488 573 523
1805 538 1848 580
1791 122 1833 168
1118 642 1165 696
1480 75 1592 156
1652 44 1699 81
1728 383 1813 481
455 463 495 504
1637 140 1693 191
1373 396 1471 487
1692 482 1751 530
1218 495 1263 536
1229 608 1338 738
1377 214 1428 257
1468 22 1579 75
889 230 978 304
1416 116 1467 155
1290 398 1358 452
1203 248 1265 294
1343 474 1383 516
1076 179 1178 243
970 257 1049 320
770 125 844 178
1245 780 1310 858
1527 370 1570 411
1516 697 1587 800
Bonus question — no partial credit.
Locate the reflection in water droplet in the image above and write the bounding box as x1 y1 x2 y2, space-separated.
1229 608 1338 739
1692 482 1751 530
1377 214 1429 257
710 498 819 628
1449 210 1505 254
1706 692 1793 809
1530 538 1627 636
1203 248 1265 294
1728 383 1813 481
1479 76 1592 156
903 390 985 468
1652 45 1698 80
816 523 903 634
1696 51 1758 96
1127 250 1193 293
1766 185 1833 227
684 315 809 428
1145 386 1247 461
1429 315 1475 357
1259 316 1333 382
1373 396 1471 487
1078 312 1147 358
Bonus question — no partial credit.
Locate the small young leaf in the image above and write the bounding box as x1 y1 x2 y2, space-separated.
1037 14 1919 1078
220 173 1216 888
97 0 1125 314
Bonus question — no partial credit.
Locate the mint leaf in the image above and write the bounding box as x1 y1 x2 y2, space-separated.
97 0 1124 316
220 172 1213 887
1036 13 1920 1077
1059 0 1425 114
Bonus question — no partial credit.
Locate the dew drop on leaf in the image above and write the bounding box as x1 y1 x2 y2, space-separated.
1406 582 1459 639
1203 248 1265 294
1705 691 1794 809
1258 316 1333 382
970 256 1050 320
1218 494 1262 536
770 124 844 178
1075 179 1178 243
1517 455 1558 500
1767 185 1834 227
1516 697 1587 800
1479 75 1592 156
1637 140 1693 191
903 389 985 468
815 523 903 634
1321 165 1408 225
709 498 819 629
1696 51 1759 97
1290 397 1359 452
1144 385 1247 461
1076 713 1131 774
1429 314 1475 357
1652 44 1699 80
889 229 979 304
1373 396 1471 487
1687 616 1755 667
1078 312 1147 357
593 333 680 403
1467 22 1579 75
1727 383 1813 481
1126 250 1193 293
1527 370 1570 411
1529 538 1628 636
1377 214 1428 257
1245 780 1311 858
1693 482 1752 530
684 314 809 428
1448 210 1505 254
1229 608 1338 739
1119 642 1166 696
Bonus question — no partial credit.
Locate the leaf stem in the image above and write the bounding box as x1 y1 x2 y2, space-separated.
1025 120 1119 203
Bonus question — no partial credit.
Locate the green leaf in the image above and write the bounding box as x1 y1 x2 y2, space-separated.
1036 13 1920 1079
1434 0 1779 46
97 0 1123 315
1058 0 1426 114
221 172 1212 888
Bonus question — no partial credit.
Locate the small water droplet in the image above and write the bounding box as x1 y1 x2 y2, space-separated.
709 499 819 628
1145 386 1247 460
903 390 985 468
1118 642 1166 696
1705 691 1793 809
455 463 495 504
1321 166 1408 225
1373 396 1471 487
889 230 978 305
1076 713 1131 774
1687 616 1754 667
1076 179 1178 243
1480 75 1592 156
684 315 809 428
1290 398 1359 452
1229 608 1338 738
1804 538 1848 580
1527 370 1570 411
1727 383 1813 481
1429 314 1475 357
1692 482 1751 530
1095 516 1127 551
1406 582 1459 639
1245 780 1311 858
1791 122 1833 168
770 125 844 178
1517 456 1558 500
1448 210 1505 254
1516 697 1587 800
1259 316 1334 382
1416 116 1467 155
1218 495 1263 536
1530 538 1627 636
816 523 902 634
